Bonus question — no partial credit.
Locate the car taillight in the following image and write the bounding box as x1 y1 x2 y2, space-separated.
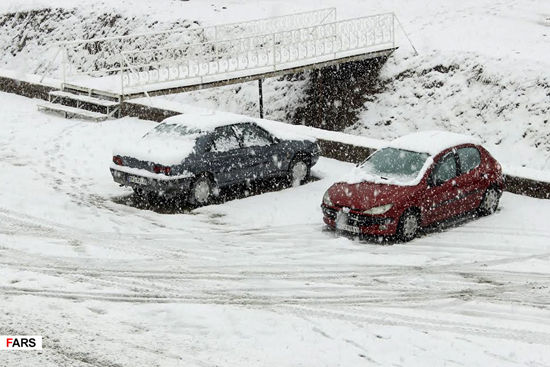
113 156 123 166
153 164 171 175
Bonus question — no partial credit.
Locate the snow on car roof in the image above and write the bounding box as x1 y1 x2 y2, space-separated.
386 130 480 156
161 113 248 131
161 112 315 142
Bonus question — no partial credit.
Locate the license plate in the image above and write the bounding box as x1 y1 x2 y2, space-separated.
128 175 148 185
337 223 361 234
335 212 361 234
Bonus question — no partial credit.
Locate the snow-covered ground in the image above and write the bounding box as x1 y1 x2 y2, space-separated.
2 92 550 366
1 0 550 365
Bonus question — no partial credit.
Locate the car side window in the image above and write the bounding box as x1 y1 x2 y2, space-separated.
210 126 241 153
457 147 481 174
234 123 273 148
432 153 457 185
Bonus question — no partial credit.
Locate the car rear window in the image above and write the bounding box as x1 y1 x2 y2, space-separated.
145 123 202 137
457 147 481 173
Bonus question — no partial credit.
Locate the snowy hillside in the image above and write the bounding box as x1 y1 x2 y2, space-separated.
0 0 548 172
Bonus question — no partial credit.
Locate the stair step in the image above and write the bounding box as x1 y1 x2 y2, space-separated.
37 102 108 122
62 83 121 101
50 90 119 107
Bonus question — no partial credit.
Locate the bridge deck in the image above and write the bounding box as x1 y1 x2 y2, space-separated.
55 10 397 101
66 46 396 99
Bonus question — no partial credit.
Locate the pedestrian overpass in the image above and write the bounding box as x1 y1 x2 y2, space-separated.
38 8 397 121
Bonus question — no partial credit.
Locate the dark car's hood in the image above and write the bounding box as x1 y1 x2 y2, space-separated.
327 181 419 210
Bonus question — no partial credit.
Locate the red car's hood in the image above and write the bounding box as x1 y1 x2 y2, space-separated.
327 181 419 210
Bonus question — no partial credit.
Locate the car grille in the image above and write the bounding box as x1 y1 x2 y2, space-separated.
347 213 387 227
322 206 388 227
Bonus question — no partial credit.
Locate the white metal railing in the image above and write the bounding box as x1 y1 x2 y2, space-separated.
120 13 394 93
57 8 336 83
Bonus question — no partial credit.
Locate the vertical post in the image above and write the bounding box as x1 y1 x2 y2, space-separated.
258 78 264 119
120 54 125 98
272 34 276 70
392 13 395 48
62 47 67 88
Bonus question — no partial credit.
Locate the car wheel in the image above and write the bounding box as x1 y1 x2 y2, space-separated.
289 157 310 186
478 186 500 216
396 209 419 242
189 174 213 206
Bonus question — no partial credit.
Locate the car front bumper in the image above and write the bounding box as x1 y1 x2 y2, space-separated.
111 168 194 197
321 204 398 236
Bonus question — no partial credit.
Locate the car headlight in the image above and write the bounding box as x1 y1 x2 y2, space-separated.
322 190 333 206
363 203 393 215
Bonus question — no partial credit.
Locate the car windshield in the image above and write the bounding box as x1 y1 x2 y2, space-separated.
360 147 430 181
144 123 202 138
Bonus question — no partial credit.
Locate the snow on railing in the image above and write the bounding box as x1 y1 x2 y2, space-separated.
119 13 394 93
57 8 336 81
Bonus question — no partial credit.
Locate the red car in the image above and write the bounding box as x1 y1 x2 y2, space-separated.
321 131 505 241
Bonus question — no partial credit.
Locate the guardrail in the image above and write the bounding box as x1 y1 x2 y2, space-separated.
56 8 336 82
119 13 394 93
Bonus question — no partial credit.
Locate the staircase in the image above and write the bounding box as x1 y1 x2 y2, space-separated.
38 84 121 122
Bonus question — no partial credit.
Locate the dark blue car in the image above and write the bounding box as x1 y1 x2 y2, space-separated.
110 114 321 205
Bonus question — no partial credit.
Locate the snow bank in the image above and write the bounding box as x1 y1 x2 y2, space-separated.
348 52 550 171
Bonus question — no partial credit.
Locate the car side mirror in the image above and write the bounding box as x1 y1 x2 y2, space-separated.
272 136 280 145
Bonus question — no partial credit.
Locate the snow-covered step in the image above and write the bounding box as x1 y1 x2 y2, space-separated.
49 90 119 107
62 83 121 101
37 102 108 122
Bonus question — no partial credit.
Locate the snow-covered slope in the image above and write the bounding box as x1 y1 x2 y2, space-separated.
347 52 550 170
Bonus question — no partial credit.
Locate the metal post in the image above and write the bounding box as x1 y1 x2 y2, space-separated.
258 78 264 118
392 13 395 48
62 48 67 88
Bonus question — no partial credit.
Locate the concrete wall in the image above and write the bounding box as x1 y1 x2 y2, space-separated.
0 75 54 100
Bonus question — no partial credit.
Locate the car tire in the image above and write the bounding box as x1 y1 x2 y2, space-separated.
289 157 310 186
396 209 420 242
477 186 500 216
189 174 213 206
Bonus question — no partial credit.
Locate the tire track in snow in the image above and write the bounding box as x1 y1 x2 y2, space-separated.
284 304 550 346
